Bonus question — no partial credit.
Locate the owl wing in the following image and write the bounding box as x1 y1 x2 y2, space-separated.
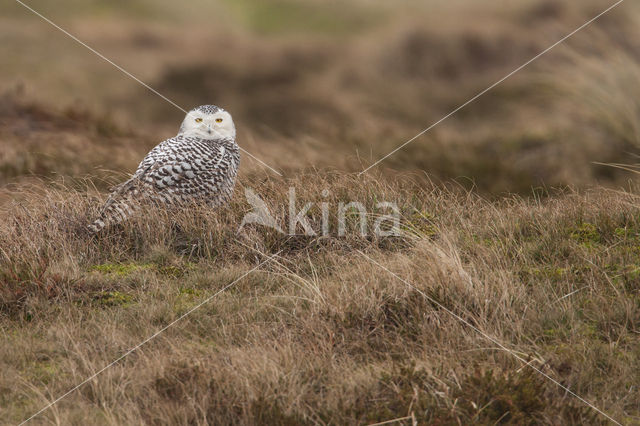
87 137 184 232
133 138 176 178
137 140 229 197
88 137 229 232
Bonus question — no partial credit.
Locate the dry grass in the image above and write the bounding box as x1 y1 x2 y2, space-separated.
2 172 640 424
2 0 640 424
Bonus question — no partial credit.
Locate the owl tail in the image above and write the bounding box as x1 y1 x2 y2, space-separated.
88 180 140 233
87 218 107 233
87 196 138 233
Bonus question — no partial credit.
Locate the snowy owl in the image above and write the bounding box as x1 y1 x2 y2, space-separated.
88 105 240 232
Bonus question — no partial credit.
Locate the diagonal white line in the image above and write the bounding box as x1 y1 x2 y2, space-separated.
360 0 626 175
12 0 625 423
357 2 626 422
366 415 414 426
239 147 283 176
19 251 282 425
357 250 622 425
13 0 283 177
13 0 187 114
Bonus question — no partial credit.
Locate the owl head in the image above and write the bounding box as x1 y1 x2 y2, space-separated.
179 105 236 140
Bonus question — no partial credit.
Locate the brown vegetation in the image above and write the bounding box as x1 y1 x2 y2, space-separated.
2 0 640 424
3 167 640 424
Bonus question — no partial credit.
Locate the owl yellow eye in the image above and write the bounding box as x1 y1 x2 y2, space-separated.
215 118 223 123
195 118 203 123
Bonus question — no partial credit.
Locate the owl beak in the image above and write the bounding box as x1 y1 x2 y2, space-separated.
206 125 213 135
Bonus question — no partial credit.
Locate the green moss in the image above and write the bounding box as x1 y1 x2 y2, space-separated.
520 266 569 284
403 210 438 237
615 227 629 238
30 361 58 384
613 225 640 241
173 287 206 314
93 291 134 307
158 265 188 277
178 287 202 297
90 262 153 276
543 328 560 338
569 223 600 246
580 323 599 339
90 261 194 278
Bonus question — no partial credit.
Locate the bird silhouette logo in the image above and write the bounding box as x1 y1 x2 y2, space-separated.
238 187 284 233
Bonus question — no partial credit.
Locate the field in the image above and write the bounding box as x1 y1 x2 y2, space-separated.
2 0 640 424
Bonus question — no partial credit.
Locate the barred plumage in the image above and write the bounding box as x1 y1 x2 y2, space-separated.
88 105 240 232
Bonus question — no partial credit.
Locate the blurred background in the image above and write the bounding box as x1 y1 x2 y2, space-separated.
2 0 640 196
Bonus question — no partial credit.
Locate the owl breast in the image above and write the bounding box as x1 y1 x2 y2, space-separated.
138 135 240 207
